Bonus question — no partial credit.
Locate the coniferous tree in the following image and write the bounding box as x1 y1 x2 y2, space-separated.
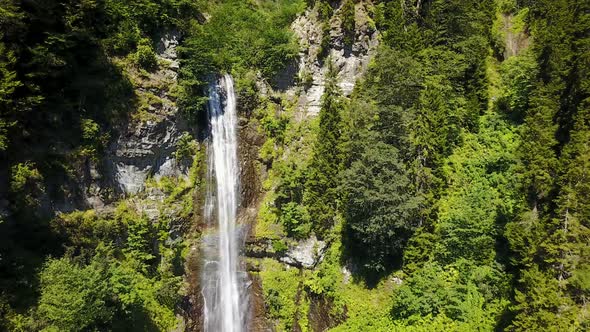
303 62 344 234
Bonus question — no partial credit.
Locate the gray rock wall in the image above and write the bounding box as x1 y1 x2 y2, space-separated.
86 31 191 207
290 1 379 117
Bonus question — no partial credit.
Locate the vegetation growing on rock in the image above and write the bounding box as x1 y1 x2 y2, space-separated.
1 0 589 331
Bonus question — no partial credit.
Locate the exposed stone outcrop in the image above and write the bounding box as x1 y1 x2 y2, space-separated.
246 3 381 330
245 236 327 270
87 31 192 204
308 295 347 331
280 235 327 269
156 30 180 67
501 13 530 59
289 1 379 117
247 274 274 332
114 117 188 195
238 118 265 210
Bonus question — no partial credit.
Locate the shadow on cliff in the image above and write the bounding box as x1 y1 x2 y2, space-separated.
339 227 404 289
0 39 137 316
270 57 300 93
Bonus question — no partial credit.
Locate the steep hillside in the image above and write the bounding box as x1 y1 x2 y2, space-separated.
1 0 589 331
0 1 205 330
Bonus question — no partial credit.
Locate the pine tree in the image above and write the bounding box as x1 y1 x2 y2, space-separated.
303 61 345 234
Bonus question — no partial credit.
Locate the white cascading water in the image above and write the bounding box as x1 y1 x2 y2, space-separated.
201 74 249 332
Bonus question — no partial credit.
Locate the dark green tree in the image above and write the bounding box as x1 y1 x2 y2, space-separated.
303 62 345 234
340 132 420 271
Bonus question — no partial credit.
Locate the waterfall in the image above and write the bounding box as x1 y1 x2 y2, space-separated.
201 74 249 332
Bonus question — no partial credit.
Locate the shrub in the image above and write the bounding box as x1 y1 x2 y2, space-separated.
341 0 356 46
38 258 113 331
279 202 311 239
298 69 314 90
79 118 103 158
271 239 288 253
135 38 158 70
0 119 8 151
175 132 197 161
10 162 42 194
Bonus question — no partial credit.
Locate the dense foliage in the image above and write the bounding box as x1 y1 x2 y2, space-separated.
1 0 589 330
177 0 306 120
0 0 202 330
257 0 590 330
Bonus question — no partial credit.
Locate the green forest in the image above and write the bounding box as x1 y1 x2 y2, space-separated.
0 0 589 331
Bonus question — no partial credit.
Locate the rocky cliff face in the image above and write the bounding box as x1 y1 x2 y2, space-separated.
71 30 200 221
107 32 190 198
76 2 379 328
246 0 379 266
61 1 380 328
289 1 379 117
242 2 380 331
1 30 196 220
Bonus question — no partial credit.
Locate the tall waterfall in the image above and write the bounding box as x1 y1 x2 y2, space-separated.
201 74 249 332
